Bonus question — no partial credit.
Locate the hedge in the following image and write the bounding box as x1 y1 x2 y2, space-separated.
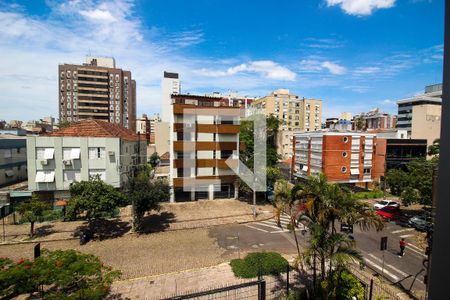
230 252 289 278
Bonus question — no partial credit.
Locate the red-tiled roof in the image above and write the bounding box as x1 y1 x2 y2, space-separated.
45 119 143 141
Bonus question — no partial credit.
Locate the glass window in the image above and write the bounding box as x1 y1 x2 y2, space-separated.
89 147 105 159
89 169 106 181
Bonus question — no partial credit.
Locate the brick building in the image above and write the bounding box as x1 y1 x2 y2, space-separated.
292 132 385 188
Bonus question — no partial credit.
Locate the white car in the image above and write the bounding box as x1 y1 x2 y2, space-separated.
374 200 400 210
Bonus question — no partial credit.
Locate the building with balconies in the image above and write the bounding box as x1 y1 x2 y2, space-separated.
58 56 136 131
251 89 322 131
170 94 241 202
26 120 146 200
0 136 27 187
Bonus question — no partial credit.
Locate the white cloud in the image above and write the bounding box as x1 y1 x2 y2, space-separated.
326 0 396 16
194 60 297 81
381 99 396 105
299 59 347 75
322 61 347 75
303 37 345 49
169 30 204 47
354 66 380 74
79 9 116 22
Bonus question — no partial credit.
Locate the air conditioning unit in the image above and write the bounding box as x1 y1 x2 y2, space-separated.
40 159 48 165
63 160 72 166
108 151 115 156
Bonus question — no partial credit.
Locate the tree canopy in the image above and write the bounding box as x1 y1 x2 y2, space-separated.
129 171 170 231
386 158 437 206
67 176 127 221
0 249 120 300
16 195 52 236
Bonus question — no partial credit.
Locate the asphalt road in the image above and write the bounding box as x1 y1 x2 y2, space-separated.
209 215 427 296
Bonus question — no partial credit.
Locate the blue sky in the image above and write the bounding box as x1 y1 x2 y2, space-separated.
0 0 444 121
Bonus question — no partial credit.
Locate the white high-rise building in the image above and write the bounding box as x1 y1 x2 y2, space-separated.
161 72 180 122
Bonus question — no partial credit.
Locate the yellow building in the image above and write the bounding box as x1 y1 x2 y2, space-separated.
251 89 322 131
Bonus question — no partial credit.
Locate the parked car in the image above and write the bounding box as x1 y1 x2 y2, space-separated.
408 214 433 231
373 200 400 210
376 206 401 221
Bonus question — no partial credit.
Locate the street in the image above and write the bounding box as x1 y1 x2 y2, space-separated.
209 216 427 296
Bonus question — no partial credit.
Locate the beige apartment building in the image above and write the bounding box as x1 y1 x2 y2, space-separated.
58 56 137 131
396 84 442 146
251 89 322 131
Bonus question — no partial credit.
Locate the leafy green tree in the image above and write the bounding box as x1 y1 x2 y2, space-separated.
354 116 366 131
67 176 126 221
385 168 410 196
324 269 365 300
401 186 421 206
16 195 52 237
0 249 120 300
428 138 440 157
129 171 170 231
57 120 71 130
149 152 160 168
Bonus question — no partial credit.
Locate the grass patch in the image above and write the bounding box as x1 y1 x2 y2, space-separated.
351 190 385 200
230 252 289 278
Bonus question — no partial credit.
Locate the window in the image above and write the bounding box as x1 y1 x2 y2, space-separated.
342 151 348 158
341 166 347 173
64 170 81 182
89 147 105 159
364 168 371 175
89 169 106 181
63 148 81 160
343 136 349 143
221 150 233 159
3 149 12 158
35 171 55 183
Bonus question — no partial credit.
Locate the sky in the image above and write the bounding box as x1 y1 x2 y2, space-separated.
0 0 444 121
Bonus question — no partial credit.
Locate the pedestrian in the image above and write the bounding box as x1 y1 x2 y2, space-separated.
399 238 406 257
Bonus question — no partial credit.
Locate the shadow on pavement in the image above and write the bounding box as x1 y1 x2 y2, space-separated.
35 224 55 237
75 218 132 241
138 212 176 234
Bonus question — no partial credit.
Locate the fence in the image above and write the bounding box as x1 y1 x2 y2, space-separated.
159 270 300 300
349 265 407 300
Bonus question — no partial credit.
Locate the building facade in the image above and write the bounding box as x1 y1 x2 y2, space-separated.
26 120 146 200
353 108 397 131
396 83 442 146
0 137 27 187
383 139 427 171
161 72 180 123
58 57 136 131
251 89 322 131
170 94 240 202
293 132 385 187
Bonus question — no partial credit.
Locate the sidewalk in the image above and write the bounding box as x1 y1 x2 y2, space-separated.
1 199 273 245
111 259 296 299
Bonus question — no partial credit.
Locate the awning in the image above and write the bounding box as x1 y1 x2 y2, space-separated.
35 171 46 183
36 171 55 183
350 169 360 175
70 148 81 159
55 200 67 206
5 170 14 177
43 148 55 159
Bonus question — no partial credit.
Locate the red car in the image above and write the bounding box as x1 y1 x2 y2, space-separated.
376 206 401 221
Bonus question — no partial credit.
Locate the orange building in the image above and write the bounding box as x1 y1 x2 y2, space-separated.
292 132 386 188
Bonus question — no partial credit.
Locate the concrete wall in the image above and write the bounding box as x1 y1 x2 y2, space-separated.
155 122 170 156
411 104 442 146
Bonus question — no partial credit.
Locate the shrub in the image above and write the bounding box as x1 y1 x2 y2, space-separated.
230 252 289 278
351 190 385 200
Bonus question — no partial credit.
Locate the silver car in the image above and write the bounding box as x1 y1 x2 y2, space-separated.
408 215 432 231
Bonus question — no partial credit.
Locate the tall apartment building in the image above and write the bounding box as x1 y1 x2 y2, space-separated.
170 94 240 202
27 120 146 200
396 83 442 146
161 72 180 123
251 89 322 131
292 132 385 187
136 113 161 144
58 56 136 131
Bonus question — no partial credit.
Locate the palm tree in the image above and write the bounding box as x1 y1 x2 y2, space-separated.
300 223 363 297
273 179 290 227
